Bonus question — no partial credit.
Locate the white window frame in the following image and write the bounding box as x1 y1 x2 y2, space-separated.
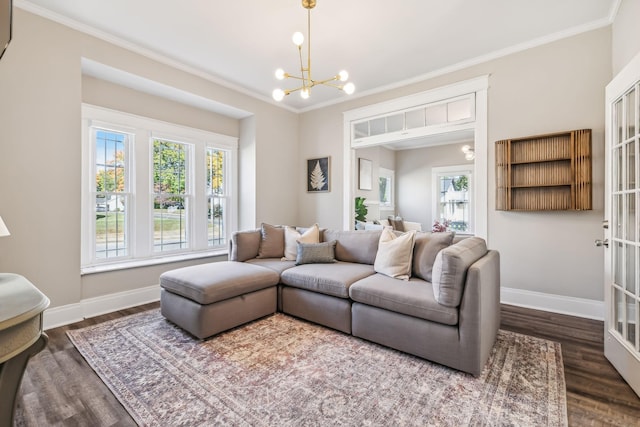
81 104 238 274
432 164 474 234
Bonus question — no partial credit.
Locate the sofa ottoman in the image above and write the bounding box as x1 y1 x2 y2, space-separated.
160 261 279 339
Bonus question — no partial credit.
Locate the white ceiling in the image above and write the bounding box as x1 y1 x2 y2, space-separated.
19 0 618 112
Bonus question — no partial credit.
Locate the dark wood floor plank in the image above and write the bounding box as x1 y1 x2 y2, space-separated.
11 302 640 426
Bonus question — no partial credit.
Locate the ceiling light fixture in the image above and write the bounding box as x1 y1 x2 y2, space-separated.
462 145 475 161
272 0 355 102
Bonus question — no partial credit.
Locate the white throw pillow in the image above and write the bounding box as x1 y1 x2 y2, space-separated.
282 224 320 261
374 228 417 280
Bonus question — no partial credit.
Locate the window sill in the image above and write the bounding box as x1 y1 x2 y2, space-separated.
81 249 228 275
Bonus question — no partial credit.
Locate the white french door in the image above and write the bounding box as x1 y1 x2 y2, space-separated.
604 51 640 398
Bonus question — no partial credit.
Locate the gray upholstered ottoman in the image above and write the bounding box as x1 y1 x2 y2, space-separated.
159 261 279 339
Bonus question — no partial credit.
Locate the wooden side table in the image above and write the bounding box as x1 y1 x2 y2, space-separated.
0 273 49 427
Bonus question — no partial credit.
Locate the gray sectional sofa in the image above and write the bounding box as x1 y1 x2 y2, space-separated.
220 226 501 376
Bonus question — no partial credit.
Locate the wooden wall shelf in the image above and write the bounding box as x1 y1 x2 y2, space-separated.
496 129 592 211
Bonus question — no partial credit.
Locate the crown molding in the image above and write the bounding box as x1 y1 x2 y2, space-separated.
299 15 615 114
15 0 299 115
16 0 616 116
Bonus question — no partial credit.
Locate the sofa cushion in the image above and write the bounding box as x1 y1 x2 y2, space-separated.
281 261 375 298
257 223 285 259
412 231 455 282
322 230 381 265
374 229 416 280
296 240 337 265
283 224 320 261
229 229 261 262
159 261 279 305
349 274 458 325
432 237 488 307
246 258 296 275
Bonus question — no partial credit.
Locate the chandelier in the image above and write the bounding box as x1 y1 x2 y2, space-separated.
272 0 355 102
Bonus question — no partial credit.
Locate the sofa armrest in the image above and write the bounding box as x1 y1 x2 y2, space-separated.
229 229 261 262
457 250 501 376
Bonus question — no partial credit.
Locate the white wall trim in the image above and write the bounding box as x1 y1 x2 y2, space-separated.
501 287 604 321
43 285 161 330
43 283 603 329
343 75 489 240
15 0 295 114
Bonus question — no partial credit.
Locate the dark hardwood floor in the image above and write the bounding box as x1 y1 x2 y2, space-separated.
12 303 640 426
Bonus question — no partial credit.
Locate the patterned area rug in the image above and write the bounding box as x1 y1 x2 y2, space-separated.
67 310 567 426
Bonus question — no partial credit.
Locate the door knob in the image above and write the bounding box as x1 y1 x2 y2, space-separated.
595 239 609 248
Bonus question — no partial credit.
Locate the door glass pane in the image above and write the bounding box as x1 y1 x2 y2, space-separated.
437 173 471 232
614 194 623 239
628 141 636 189
615 99 623 143
615 287 624 335
626 294 636 347
614 241 623 286
626 244 636 294
615 146 623 192
627 193 636 241
628 88 636 138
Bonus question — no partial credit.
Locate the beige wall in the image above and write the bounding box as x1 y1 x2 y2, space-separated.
0 9 299 307
0 6 628 312
299 28 612 301
612 0 640 76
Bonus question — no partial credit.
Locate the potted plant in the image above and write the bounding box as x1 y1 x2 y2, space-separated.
355 197 368 224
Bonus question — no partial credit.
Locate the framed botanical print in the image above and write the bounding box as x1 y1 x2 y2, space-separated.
307 157 330 192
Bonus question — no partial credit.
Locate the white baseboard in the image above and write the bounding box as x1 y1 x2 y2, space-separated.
43 284 603 330
43 285 161 330
501 287 604 321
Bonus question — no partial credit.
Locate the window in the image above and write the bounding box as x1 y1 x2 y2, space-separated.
432 165 474 233
378 167 394 209
94 129 131 259
153 139 190 252
206 148 227 247
82 105 238 272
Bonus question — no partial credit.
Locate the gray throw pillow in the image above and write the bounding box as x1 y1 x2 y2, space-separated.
257 223 285 258
388 216 405 232
296 240 337 265
229 229 261 262
412 231 455 282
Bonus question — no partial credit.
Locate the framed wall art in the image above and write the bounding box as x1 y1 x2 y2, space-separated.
358 158 372 190
307 157 330 192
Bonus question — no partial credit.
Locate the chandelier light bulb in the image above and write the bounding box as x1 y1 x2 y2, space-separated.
343 82 355 95
272 88 285 102
271 2 354 102
292 32 304 46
